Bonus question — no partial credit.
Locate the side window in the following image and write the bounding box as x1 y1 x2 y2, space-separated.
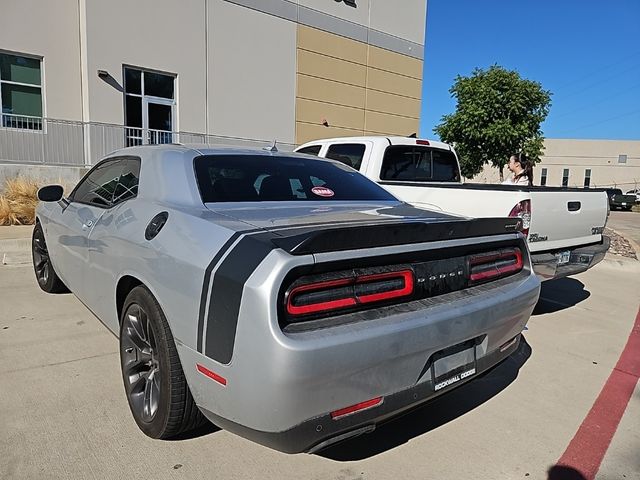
71 160 123 207
70 157 140 208
112 158 141 205
325 144 366 171
297 145 321 156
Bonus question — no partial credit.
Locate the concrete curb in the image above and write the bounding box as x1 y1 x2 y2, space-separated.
0 230 32 266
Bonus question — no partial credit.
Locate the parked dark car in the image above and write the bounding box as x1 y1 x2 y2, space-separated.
605 188 636 211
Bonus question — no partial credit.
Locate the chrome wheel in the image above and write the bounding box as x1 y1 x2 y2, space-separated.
32 226 51 286
121 304 161 423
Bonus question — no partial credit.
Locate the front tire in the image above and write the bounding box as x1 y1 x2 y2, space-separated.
32 223 69 293
119 285 206 438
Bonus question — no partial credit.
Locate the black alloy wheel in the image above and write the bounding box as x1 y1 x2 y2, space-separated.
32 223 69 293
121 303 161 423
119 286 207 439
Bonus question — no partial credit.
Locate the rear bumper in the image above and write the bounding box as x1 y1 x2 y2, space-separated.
531 235 610 281
200 334 524 454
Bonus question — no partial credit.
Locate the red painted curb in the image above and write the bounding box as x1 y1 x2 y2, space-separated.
555 307 640 480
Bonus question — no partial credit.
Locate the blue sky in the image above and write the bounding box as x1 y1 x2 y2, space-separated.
420 0 640 140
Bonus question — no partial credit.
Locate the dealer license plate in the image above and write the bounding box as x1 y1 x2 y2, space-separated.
432 342 477 392
622 202 627 206
557 250 570 265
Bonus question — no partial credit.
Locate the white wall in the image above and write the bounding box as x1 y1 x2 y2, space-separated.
83 0 207 132
369 0 427 45
298 0 371 27
298 0 426 46
0 0 83 121
208 0 296 143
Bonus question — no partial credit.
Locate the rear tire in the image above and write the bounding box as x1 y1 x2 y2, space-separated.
32 223 69 294
119 285 207 438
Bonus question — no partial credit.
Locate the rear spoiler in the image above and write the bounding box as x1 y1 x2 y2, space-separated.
271 217 523 255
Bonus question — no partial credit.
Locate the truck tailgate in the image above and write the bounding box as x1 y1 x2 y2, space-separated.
528 189 608 252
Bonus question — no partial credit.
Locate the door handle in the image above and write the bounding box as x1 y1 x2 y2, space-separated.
82 220 94 230
568 202 581 212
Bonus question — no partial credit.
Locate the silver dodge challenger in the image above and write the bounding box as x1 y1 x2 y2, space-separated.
33 144 540 453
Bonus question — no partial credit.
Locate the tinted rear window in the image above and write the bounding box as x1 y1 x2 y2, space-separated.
380 146 460 182
325 143 366 171
296 145 321 156
194 154 396 203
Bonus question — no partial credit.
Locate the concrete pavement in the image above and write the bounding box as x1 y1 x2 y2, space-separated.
1 252 638 479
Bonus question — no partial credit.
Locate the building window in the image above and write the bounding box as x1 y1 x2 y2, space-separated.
618 154 627 164
562 169 569 187
123 66 175 146
0 52 43 130
540 168 547 186
584 169 591 188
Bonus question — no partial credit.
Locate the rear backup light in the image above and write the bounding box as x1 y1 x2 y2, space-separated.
286 270 414 317
468 248 524 284
508 200 531 236
331 396 383 420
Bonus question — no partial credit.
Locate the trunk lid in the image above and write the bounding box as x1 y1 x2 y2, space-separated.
205 201 523 254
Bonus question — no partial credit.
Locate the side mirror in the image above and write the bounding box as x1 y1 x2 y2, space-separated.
37 185 64 202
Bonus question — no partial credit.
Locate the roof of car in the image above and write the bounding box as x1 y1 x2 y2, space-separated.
296 136 453 151
107 143 306 159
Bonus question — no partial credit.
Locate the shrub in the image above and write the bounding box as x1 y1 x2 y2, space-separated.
0 177 41 226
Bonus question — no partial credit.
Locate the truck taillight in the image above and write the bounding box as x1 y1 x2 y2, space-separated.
509 200 531 237
468 248 524 285
286 270 414 317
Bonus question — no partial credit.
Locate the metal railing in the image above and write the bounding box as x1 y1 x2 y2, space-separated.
0 115 295 167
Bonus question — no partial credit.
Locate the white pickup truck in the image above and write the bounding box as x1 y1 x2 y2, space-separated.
295 136 610 281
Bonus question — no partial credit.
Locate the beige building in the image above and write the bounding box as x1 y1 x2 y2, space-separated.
473 138 640 191
0 0 426 181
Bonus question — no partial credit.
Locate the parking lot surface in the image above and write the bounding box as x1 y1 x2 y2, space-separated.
608 210 640 247
1 240 639 479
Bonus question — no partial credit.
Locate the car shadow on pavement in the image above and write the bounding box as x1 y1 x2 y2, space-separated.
318 338 532 461
168 422 221 441
533 278 591 315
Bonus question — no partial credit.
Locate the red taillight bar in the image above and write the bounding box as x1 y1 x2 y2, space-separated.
331 396 383 420
416 139 430 145
286 270 414 317
469 248 523 283
357 271 414 304
286 278 356 315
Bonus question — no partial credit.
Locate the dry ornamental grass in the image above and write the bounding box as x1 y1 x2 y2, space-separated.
0 177 41 226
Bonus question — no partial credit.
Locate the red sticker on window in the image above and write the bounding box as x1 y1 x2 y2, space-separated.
311 186 335 198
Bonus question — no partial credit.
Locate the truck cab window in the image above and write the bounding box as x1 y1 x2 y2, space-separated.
296 145 321 156
381 146 459 182
325 144 366 171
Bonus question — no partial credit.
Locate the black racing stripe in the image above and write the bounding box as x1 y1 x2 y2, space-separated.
204 233 275 364
197 232 242 352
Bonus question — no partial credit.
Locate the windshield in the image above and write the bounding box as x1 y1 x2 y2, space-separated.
194 154 397 203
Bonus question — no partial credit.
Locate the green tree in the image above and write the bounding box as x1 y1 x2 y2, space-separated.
434 65 552 180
